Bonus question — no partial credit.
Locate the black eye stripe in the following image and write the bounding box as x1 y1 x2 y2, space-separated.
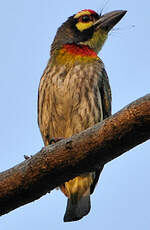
79 15 93 23
82 15 91 22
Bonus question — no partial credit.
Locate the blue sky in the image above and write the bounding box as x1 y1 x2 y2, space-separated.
0 0 150 229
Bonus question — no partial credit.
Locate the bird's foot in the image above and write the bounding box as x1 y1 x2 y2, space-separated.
24 155 33 160
49 137 65 144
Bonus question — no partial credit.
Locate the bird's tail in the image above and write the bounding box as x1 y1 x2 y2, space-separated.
64 191 91 222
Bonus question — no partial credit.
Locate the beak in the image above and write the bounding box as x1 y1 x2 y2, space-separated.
94 10 127 32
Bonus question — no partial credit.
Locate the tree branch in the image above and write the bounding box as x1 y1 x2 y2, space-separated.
0 94 150 216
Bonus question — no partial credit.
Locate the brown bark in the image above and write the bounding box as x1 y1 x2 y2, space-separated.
0 94 150 216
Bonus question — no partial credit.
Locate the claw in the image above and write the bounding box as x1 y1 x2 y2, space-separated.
24 155 33 160
49 137 65 144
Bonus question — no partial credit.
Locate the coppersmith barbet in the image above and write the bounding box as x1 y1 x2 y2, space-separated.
38 9 126 222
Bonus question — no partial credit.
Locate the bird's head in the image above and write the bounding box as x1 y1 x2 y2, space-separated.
51 9 127 54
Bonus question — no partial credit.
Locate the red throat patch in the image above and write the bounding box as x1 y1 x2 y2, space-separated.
63 44 97 57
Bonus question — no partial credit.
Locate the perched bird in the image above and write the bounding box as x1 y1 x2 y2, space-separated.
38 9 126 222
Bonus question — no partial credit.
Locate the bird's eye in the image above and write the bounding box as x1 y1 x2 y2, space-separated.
80 15 91 23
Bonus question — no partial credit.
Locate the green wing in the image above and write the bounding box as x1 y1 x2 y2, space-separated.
100 68 112 118
90 67 112 194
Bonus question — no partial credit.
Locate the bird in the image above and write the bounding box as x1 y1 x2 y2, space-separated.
38 9 127 222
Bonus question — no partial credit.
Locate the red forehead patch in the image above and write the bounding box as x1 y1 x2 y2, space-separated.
81 9 97 15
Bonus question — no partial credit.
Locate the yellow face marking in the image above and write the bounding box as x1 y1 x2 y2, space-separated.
74 10 91 19
74 10 95 32
76 21 93 31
